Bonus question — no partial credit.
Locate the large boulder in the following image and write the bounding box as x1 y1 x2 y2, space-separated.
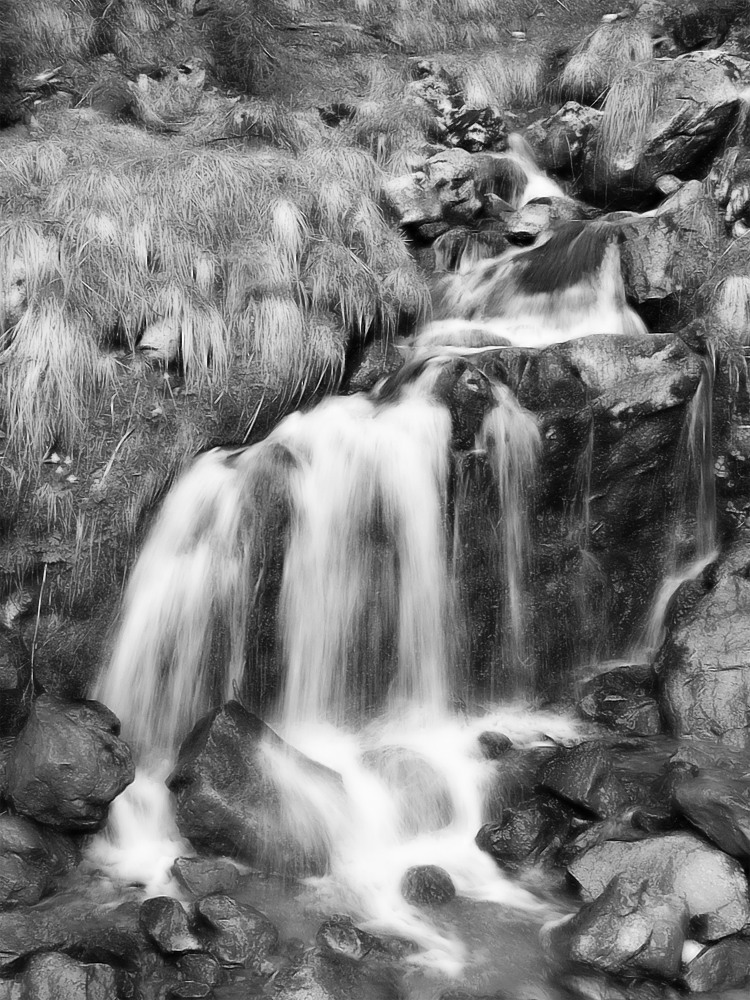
139 897 202 955
6 695 134 831
524 103 602 176
674 768 750 863
583 58 740 201
682 934 750 992
384 149 484 237
545 875 688 980
569 832 750 940
0 815 78 909
21 952 117 1000
658 536 750 748
167 701 342 876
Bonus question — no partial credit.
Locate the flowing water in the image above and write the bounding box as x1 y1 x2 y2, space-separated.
89 146 721 986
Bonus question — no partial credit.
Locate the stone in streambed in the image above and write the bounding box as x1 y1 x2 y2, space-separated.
539 743 632 818
139 896 202 954
171 857 240 898
569 832 750 940
316 914 416 964
7 694 134 831
544 875 688 980
176 953 223 987
167 701 342 876
401 865 455 906
195 894 278 969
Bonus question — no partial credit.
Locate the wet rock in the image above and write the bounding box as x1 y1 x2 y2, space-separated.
341 339 404 396
384 149 483 236
545 875 688 980
524 102 602 175
477 731 513 758
6 694 134 831
433 224 509 270
0 635 29 737
271 952 404 1000
139 897 202 954
659 538 750 748
539 743 631 818
583 59 740 201
171 857 240 898
682 933 750 992
561 972 680 1000
176 953 223 987
21 952 117 1000
504 197 586 247
167 701 342 876
0 815 78 909
578 663 661 735
674 769 750 863
195 894 278 969
433 360 496 452
475 799 549 869
569 831 750 940
400 865 455 906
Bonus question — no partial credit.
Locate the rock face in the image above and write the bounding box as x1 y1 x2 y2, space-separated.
545 875 688 980
6 695 134 831
167 701 342 875
0 815 78 909
659 537 750 748
584 58 740 200
569 832 750 940
577 663 660 735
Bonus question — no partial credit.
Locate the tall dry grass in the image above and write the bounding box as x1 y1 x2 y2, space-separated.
559 19 654 105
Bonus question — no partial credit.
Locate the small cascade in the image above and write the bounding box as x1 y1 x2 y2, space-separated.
473 383 541 692
637 351 719 656
91 358 543 902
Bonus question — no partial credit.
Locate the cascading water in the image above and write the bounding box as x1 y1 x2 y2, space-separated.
637 349 719 656
90 358 550 950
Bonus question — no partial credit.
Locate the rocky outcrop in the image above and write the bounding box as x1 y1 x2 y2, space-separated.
658 536 750 747
6 695 134 831
167 701 342 876
583 58 740 201
568 831 750 940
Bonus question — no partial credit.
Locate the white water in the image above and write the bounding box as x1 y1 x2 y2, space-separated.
90 360 547 933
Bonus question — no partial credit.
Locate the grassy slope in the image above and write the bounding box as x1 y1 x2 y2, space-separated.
1 0 732 690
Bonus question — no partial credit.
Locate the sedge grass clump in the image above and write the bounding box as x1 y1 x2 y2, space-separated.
459 49 548 111
5 0 95 74
709 275 750 346
559 19 654 105
597 62 664 173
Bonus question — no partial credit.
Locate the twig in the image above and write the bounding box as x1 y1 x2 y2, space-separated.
29 563 48 688
98 428 135 487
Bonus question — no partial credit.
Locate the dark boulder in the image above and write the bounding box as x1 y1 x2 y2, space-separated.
674 768 750 863
0 814 78 909
171 857 240 898
139 897 202 954
167 701 342 876
194 894 278 969
476 799 552 869
569 831 750 940
544 875 688 980
524 103 602 176
477 731 513 759
400 865 455 906
539 743 632 818
6 694 134 831
176 952 223 987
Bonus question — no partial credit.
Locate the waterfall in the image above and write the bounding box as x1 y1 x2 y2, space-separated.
90 359 543 901
637 350 718 656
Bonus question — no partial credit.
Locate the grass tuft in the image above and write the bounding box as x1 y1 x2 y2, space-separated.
559 19 654 104
597 61 663 172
